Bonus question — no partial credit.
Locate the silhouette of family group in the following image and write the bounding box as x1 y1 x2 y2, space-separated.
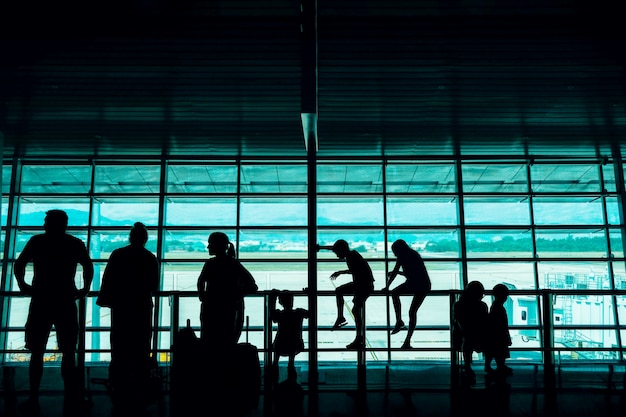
14 209 513 415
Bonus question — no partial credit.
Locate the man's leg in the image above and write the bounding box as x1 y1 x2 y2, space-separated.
332 283 351 329
29 350 45 401
60 348 78 394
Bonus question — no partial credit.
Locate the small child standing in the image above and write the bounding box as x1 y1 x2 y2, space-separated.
452 281 489 380
485 283 513 376
270 290 309 384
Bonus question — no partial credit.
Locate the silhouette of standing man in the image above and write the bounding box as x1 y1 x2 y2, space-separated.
318 239 374 349
384 239 431 349
97 222 159 408
14 209 94 413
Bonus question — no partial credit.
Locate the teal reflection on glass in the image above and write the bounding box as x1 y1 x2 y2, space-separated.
531 163 601 192
17 198 90 226
387 229 460 257
95 165 160 193
465 230 533 258
386 196 457 226
240 197 307 226
2 197 7 227
92 197 159 226
535 230 607 258
462 164 527 193
240 164 307 193
318 197 383 226
2 165 11 194
237 229 308 259
386 163 456 193
464 197 530 225
317 164 383 193
609 229 624 258
533 196 604 225
603 164 616 192
20 165 92 193
605 197 621 225
165 197 237 226
167 164 237 193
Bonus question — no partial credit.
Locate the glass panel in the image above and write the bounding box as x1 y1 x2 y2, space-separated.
165 197 237 226
388 229 460 258
16 198 90 226
94 164 160 193
533 196 604 225
552 295 615 326
1 197 7 227
92 197 159 226
605 197 622 225
317 164 383 193
602 163 616 193
2 164 11 194
427 262 462 290
161 262 205 291
461 164 528 193
464 197 531 225
241 197 307 226
244 262 308 291
465 229 533 258
318 196 383 227
535 229 607 259
240 164 307 193
316 229 385 260
237 229 308 260
531 163 601 192
386 196 457 226
467 262 536 290
609 229 624 259
90 230 158 260
386 163 456 193
162 230 235 260
167 164 237 193
20 165 92 193
539 262 610 290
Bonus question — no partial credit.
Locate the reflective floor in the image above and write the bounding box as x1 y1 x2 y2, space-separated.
1 362 625 417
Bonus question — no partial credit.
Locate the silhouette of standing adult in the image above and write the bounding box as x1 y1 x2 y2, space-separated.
96 222 159 408
384 239 431 349
197 232 258 354
318 239 374 349
14 209 94 413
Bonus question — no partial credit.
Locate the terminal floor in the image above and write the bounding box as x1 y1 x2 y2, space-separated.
1 363 625 417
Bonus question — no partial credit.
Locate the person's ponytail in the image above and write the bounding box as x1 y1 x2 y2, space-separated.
227 242 236 258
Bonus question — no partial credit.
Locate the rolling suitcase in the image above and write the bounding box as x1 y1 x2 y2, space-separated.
231 316 261 406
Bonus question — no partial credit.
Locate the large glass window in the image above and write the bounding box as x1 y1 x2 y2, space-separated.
1 157 624 369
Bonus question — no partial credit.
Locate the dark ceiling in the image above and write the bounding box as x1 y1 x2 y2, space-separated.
1 0 625 158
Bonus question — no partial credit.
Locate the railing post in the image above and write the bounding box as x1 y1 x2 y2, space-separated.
541 289 556 389
170 292 180 349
